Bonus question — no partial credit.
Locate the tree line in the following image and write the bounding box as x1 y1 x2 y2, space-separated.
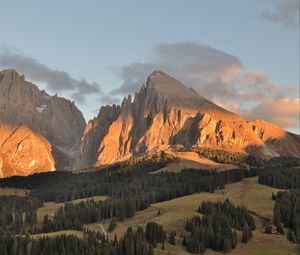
258 165 300 244
1 166 258 204
258 167 300 189
0 196 41 234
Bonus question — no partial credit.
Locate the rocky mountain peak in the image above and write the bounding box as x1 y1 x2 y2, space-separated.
0 69 86 176
75 70 300 169
146 70 199 100
0 68 24 80
144 70 231 116
1 69 299 175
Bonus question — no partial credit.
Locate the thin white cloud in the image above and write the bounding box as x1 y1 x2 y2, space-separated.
260 0 300 29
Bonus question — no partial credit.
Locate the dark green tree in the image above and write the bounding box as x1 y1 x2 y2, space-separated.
108 218 117 232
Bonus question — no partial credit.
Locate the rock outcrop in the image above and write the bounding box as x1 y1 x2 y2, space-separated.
0 69 86 177
0 125 55 178
75 70 300 169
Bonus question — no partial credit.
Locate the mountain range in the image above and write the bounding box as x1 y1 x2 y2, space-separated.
0 69 299 177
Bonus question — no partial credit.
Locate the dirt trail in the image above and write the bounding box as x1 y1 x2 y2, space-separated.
248 210 271 228
98 223 107 237
239 178 252 206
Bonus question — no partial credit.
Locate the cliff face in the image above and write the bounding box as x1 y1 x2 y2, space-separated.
75 71 300 169
0 69 86 177
0 125 55 178
74 104 121 169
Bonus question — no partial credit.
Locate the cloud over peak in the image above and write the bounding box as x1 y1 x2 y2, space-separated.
113 42 243 97
113 42 299 130
0 45 101 104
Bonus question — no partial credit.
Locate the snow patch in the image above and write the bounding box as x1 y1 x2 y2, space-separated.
36 104 47 113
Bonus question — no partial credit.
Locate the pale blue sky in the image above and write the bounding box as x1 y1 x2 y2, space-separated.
0 0 299 133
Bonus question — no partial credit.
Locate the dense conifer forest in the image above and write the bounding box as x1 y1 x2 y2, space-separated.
258 167 300 189
0 155 299 254
258 167 300 244
0 165 258 204
273 189 300 244
184 199 255 254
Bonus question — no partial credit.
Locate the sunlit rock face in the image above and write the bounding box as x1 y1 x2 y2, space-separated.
0 69 86 177
75 70 300 169
0 125 55 178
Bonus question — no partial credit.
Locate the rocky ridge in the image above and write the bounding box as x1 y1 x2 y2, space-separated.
74 71 300 169
0 69 86 177
1 69 299 176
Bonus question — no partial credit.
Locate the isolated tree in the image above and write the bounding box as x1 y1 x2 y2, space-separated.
276 223 285 235
108 218 117 232
287 229 296 243
241 224 251 243
169 232 176 245
182 235 187 246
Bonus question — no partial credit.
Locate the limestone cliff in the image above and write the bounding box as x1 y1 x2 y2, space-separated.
75 71 300 169
0 69 86 176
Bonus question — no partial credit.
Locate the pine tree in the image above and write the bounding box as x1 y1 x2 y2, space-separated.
287 229 296 243
274 203 282 227
232 229 238 248
241 224 251 244
223 239 232 253
169 232 176 245
108 218 117 232
148 244 154 255
276 223 285 235
182 235 187 246
214 234 223 251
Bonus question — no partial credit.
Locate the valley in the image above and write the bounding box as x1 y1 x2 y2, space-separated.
30 176 298 255
1 163 298 254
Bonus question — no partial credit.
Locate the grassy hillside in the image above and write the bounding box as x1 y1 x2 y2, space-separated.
0 187 27 196
31 230 84 239
85 177 299 255
151 151 237 174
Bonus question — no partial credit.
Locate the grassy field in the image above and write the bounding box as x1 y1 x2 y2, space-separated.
0 187 27 196
31 230 84 239
37 195 109 222
85 177 299 255
151 151 237 174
